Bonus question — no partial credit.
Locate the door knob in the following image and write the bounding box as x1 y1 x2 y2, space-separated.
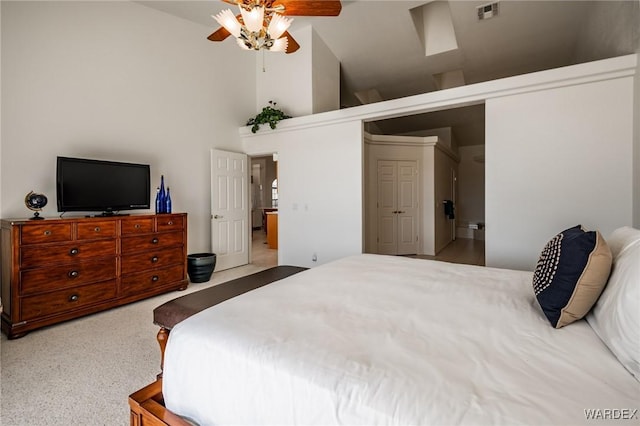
214 215 224 219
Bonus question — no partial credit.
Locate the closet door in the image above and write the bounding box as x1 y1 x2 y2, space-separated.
396 161 419 255
377 161 398 255
376 160 418 255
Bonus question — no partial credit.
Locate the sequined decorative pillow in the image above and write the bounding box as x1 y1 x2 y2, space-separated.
533 225 612 328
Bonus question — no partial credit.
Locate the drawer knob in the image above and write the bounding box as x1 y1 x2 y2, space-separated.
94 226 101 232
134 224 141 229
151 238 159 244
151 256 159 263
43 230 52 236
69 294 79 302
69 248 79 256
151 275 159 282
68 270 79 278
167 221 174 225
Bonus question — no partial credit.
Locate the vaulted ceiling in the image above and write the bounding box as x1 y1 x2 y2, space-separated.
139 0 639 144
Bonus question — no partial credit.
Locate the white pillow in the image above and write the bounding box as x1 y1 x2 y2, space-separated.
586 230 640 381
607 226 640 258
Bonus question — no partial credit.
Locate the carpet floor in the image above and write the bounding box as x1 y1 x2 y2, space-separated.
0 263 268 426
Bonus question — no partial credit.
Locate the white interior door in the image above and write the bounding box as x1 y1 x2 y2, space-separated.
211 149 249 271
396 161 419 255
450 167 457 241
376 160 418 255
377 161 397 255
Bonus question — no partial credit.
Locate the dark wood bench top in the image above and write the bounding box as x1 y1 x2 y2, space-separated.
153 266 308 330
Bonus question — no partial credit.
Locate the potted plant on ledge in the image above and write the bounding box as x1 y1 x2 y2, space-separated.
246 101 291 133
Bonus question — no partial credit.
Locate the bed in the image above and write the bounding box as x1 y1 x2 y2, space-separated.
129 226 640 425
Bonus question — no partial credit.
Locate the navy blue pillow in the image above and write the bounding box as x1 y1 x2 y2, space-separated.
533 225 612 328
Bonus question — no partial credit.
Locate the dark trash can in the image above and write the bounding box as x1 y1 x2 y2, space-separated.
187 253 216 283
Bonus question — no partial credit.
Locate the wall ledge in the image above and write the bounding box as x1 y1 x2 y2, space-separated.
240 54 637 138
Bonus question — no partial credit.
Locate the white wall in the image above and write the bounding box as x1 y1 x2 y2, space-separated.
244 120 363 267
255 26 313 117
242 54 636 271
636 45 640 228
433 147 457 253
1 1 255 253
255 25 339 118
457 145 485 227
485 76 634 270
311 30 340 114
573 0 640 227
0 2 3 218
635 3 640 228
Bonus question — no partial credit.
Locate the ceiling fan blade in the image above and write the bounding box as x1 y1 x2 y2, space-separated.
273 0 342 16
284 32 300 54
207 26 232 42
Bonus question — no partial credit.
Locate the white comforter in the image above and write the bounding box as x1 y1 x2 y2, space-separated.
163 254 640 425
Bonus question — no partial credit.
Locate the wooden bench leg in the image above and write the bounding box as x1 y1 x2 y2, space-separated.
157 327 170 379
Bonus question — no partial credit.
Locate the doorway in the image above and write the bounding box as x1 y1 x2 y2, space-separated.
364 103 486 265
250 155 278 268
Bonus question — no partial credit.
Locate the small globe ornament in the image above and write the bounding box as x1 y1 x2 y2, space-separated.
25 191 48 220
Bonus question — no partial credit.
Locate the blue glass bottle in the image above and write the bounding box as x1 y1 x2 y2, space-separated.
165 187 172 214
154 187 162 214
158 175 166 213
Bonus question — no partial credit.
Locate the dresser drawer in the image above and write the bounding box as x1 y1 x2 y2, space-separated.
121 231 183 254
121 247 184 275
121 217 154 235
77 221 116 240
120 265 185 297
20 223 72 245
20 258 117 295
157 215 184 232
20 280 117 321
21 239 117 268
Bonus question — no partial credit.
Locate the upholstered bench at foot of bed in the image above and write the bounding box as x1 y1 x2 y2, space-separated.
153 265 308 374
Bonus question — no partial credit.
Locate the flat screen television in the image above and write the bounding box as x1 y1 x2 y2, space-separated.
56 156 151 215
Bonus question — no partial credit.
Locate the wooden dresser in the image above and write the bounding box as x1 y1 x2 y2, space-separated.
0 213 188 339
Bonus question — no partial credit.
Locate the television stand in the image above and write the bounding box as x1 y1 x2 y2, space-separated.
1 213 188 338
83 213 131 217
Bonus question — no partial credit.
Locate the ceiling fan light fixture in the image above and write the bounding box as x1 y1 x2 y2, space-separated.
236 37 251 50
240 5 265 33
270 37 289 52
213 9 242 38
208 0 342 54
267 13 293 40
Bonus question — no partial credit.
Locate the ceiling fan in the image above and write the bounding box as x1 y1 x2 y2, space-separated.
208 0 342 54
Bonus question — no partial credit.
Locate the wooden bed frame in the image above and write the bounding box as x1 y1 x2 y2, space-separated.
128 266 308 425
129 379 191 426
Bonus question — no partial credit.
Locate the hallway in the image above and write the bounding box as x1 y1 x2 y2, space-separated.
251 229 278 268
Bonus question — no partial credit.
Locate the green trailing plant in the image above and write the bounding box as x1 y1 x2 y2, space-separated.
247 101 291 133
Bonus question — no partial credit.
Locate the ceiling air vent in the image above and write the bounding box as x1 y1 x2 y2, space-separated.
477 2 499 20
